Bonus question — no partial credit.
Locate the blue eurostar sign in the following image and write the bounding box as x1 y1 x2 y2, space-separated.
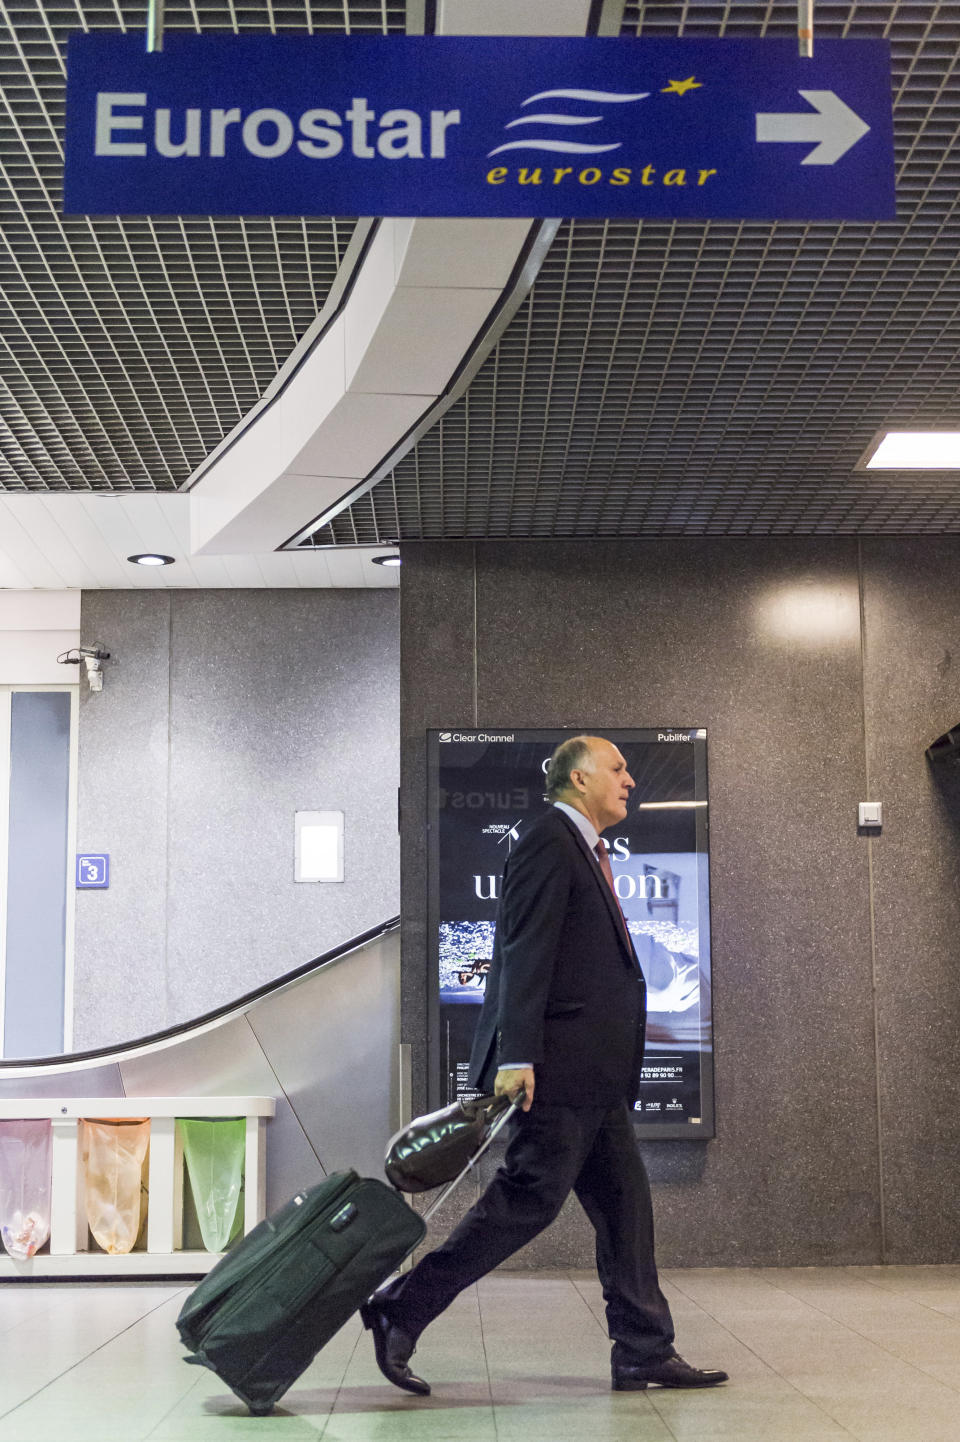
63 35 895 221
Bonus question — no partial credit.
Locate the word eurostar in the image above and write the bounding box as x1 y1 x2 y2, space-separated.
486 164 718 188
94 93 462 159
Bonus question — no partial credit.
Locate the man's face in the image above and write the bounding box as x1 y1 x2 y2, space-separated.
573 739 635 831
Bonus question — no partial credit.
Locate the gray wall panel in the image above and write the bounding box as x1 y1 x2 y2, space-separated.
401 540 887 1268
75 590 399 1051
399 543 477 1112
163 590 399 1025
861 537 960 1264
75 593 171 1050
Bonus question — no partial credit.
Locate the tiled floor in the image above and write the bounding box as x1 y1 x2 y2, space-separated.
2 1266 960 1441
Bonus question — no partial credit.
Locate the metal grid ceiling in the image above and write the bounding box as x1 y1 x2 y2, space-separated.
313 0 960 542
0 1 406 494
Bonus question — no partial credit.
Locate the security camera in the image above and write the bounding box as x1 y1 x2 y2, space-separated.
57 644 111 692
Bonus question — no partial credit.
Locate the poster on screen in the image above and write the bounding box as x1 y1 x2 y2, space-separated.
426 728 715 1140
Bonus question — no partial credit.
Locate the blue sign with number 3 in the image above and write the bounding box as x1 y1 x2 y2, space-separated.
76 854 109 889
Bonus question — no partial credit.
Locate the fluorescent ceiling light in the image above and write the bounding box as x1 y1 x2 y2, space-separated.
863 432 960 469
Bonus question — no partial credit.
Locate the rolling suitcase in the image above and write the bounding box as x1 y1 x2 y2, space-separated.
176 1094 520 1415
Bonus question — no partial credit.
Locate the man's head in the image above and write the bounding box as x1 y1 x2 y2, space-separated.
545 735 634 833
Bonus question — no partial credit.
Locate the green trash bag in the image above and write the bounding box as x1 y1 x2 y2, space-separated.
179 1118 245 1253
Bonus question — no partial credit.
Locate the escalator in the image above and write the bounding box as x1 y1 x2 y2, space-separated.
0 917 400 1212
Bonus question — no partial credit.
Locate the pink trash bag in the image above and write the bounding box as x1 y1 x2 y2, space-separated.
0 1120 52 1259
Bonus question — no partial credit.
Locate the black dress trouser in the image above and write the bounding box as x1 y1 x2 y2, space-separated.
376 1100 675 1365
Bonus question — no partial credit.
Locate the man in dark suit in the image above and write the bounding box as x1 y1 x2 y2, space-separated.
362 735 727 1394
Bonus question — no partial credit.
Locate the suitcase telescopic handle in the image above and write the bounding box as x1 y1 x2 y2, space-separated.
366 1092 526 1306
421 1089 524 1225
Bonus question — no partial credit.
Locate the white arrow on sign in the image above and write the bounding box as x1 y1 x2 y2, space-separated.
756 90 870 165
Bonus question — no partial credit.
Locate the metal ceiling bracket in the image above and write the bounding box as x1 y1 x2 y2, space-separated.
798 0 813 57
147 0 165 54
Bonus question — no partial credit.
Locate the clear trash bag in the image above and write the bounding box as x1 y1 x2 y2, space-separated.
81 1118 150 1255
179 1118 245 1253
0 1120 52 1259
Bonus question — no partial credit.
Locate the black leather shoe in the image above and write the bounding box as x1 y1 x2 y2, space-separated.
359 1299 431 1396
612 1352 728 1390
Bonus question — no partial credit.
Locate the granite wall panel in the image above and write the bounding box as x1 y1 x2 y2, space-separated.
74 589 399 1050
164 589 400 1025
401 539 885 1268
861 537 960 1264
74 592 171 1049
399 543 477 1110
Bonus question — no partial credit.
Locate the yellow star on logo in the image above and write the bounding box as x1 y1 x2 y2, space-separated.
662 77 702 96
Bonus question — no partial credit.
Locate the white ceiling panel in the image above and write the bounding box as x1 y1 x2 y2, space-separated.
438 0 593 36
244 553 304 589
0 501 73 589
0 550 32 591
218 555 273 589
0 496 398 588
395 219 536 291
287 393 431 482
72 498 170 589
301 548 362 589
347 287 501 398
49 500 134 589
174 552 237 589
192 470 358 558
8 502 100 590
132 496 191 570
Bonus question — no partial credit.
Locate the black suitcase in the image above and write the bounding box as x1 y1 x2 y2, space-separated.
176 1171 425 1415
176 1095 519 1415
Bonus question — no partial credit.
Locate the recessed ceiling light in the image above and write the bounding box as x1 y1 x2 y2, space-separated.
861 431 960 469
371 554 401 567
127 553 175 566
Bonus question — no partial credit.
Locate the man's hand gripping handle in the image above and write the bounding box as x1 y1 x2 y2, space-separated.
495 1066 534 1112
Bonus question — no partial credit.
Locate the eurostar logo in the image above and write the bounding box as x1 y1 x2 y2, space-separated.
485 78 718 193
488 86 651 159
487 77 704 161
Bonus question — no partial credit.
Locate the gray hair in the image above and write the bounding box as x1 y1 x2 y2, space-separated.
544 735 595 801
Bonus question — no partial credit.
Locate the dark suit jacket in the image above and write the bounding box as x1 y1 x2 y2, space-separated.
468 806 648 1108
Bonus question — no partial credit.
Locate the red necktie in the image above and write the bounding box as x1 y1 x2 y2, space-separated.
595 843 633 946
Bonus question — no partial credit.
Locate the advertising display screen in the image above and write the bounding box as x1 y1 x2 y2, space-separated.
427 728 714 1139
